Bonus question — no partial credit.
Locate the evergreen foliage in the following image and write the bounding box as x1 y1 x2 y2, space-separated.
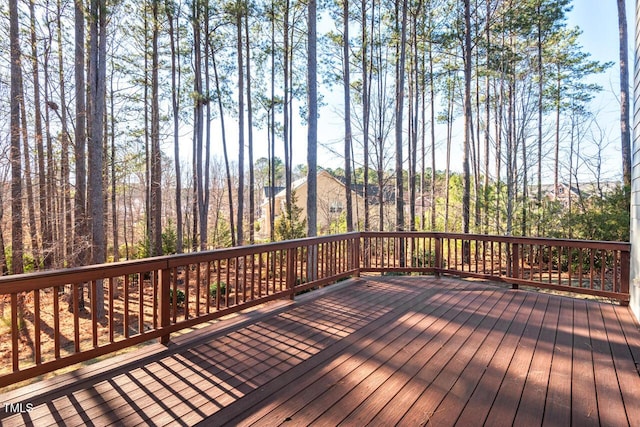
275 192 306 241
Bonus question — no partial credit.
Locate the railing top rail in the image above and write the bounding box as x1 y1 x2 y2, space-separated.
360 231 631 252
0 258 170 293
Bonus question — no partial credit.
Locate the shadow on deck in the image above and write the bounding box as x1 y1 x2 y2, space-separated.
1 276 639 426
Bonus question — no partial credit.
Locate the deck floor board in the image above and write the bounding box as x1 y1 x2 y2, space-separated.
1 276 639 427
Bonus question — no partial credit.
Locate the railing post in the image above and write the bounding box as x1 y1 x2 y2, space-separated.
287 248 296 300
511 243 519 289
160 265 171 345
620 249 630 305
435 237 442 278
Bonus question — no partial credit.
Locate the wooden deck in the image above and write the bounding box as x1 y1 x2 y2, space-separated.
1 276 639 426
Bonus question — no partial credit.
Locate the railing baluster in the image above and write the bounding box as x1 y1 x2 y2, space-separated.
589 249 595 290
73 283 80 352
232 257 238 306
185 265 191 319
11 293 18 371
556 246 561 285
240 255 247 302
435 237 442 277
490 240 494 276
124 275 130 338
482 240 486 274
278 250 284 292
34 289 41 365
498 242 503 279
215 259 222 309
611 251 619 292
251 254 256 301
196 262 201 315
205 262 211 314
258 253 262 297
138 273 144 334
537 245 542 282
54 288 60 358
92 280 98 348
568 248 573 288
160 265 171 345
578 249 584 289
109 277 115 343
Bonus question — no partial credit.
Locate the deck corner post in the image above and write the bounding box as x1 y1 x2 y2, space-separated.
354 235 361 277
286 248 296 300
160 265 171 345
620 249 630 296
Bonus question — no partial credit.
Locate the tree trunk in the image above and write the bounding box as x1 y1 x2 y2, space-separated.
236 5 245 246
245 13 255 244
211 49 236 247
462 0 471 246
307 0 318 237
484 0 491 234
617 0 631 188
554 65 561 199
0 192 8 275
395 0 408 236
20 80 41 269
269 0 276 241
203 3 211 251
444 67 454 232
74 0 88 276
283 0 292 214
150 0 162 256
537 2 543 207
361 0 371 232
55 1 71 267
429 38 436 231
30 0 52 269
110 63 118 260
9 0 23 276
167 2 183 253
409 10 418 232
343 0 354 232
191 1 203 250
87 0 107 317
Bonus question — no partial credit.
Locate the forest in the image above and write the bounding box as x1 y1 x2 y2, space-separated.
0 0 632 275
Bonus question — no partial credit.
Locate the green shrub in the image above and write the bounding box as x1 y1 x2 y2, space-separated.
274 191 306 241
169 288 185 307
162 222 178 255
412 250 446 269
210 281 226 297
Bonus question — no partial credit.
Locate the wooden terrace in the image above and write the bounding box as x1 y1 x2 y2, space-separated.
0 233 638 425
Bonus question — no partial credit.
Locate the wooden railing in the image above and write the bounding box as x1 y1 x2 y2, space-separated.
0 231 629 388
360 232 630 302
0 233 359 389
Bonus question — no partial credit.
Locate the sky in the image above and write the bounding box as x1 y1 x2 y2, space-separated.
559 0 633 181
181 0 634 183
568 0 631 123
312 0 633 180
